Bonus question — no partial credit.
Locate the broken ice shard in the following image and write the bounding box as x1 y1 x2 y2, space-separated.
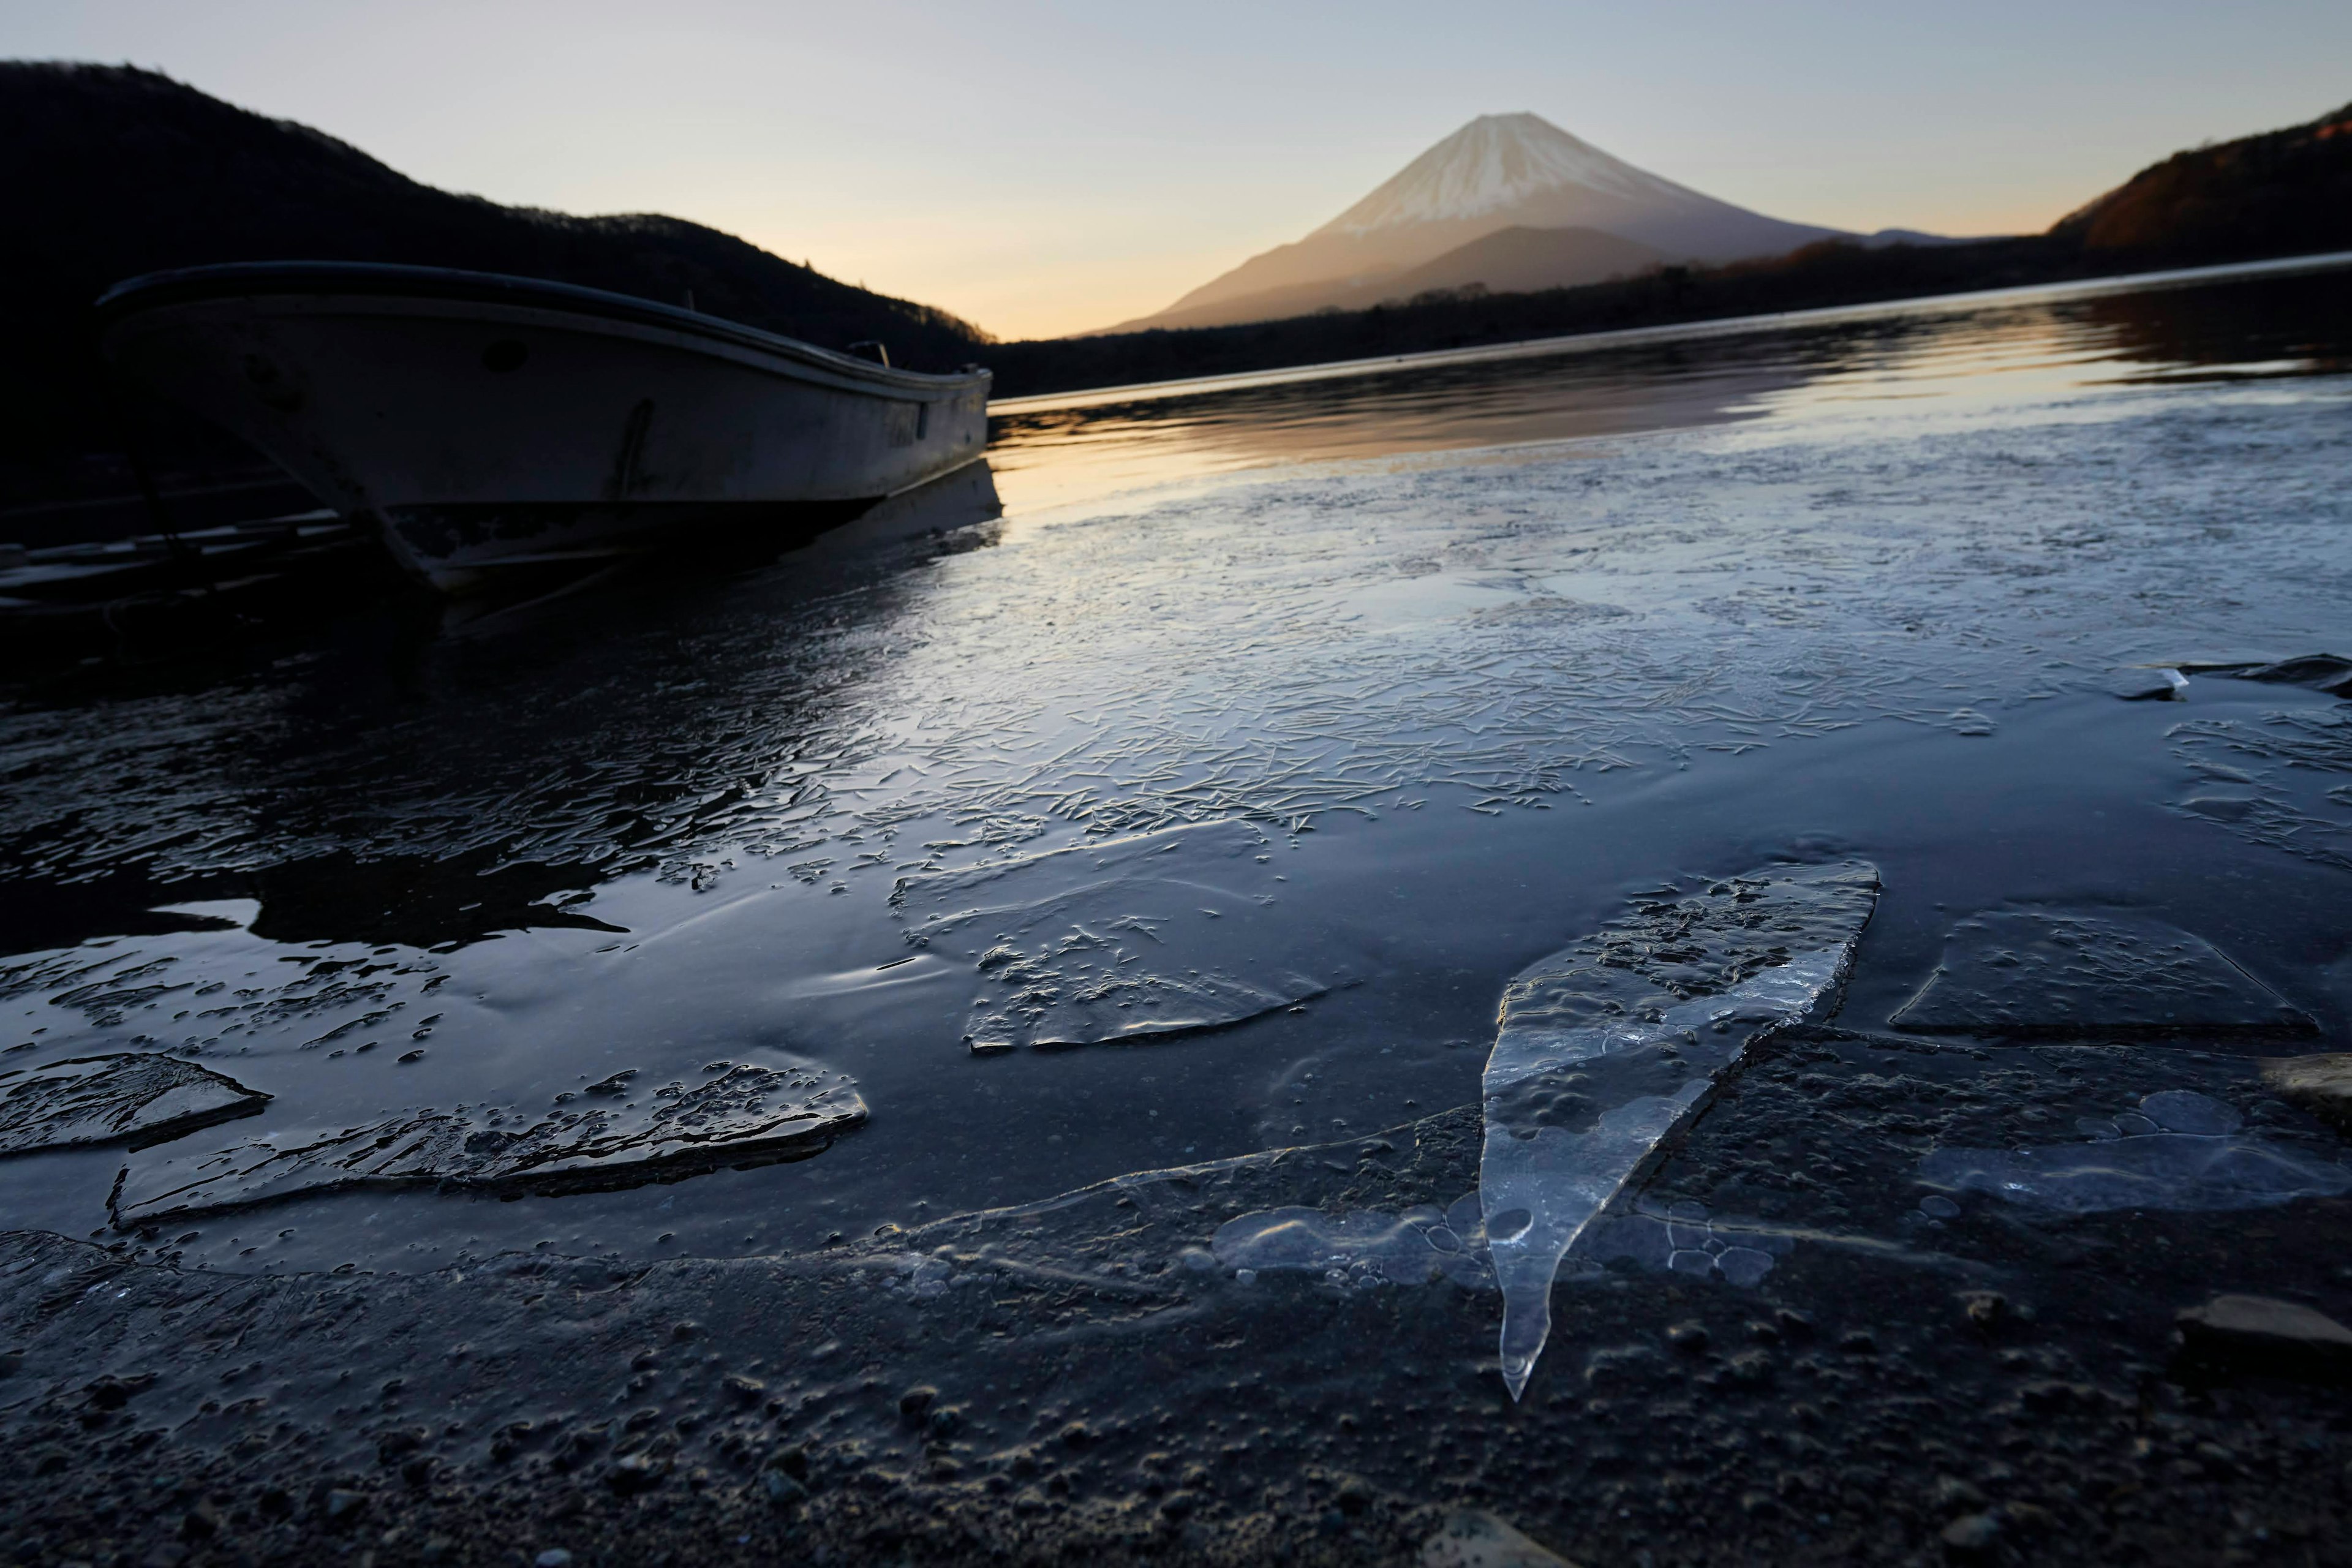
111 1062 862 1227
1890 909 2315 1041
893 820 1337 1052
2103 667 2189 701
0 1054 268 1155
1480 861 1878 1400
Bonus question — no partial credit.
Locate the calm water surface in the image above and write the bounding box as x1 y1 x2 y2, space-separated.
4 259 2349 1292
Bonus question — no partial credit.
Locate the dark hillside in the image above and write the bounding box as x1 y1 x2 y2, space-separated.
2054 100 2352 258
0 63 988 503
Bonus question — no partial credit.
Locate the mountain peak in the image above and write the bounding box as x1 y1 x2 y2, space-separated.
1099 111 1841 334
1310 113 1693 238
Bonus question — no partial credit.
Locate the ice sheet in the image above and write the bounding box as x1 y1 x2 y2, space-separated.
111 1061 862 1227
892 820 1338 1052
1890 910 2314 1040
1920 1090 2352 1213
0 1053 267 1155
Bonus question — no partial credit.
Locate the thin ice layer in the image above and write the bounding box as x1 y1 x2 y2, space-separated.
1479 861 1879 1399
1921 1088 2352 1213
893 820 1336 1053
1207 1193 1793 1294
1890 909 2315 1040
111 1062 863 1226
0 1054 269 1155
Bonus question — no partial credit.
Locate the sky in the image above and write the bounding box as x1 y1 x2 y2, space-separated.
8 1 2349 340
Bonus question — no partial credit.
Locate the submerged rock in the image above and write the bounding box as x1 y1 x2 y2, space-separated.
894 820 1338 1053
2176 1293 2352 1381
111 1062 862 1226
1479 860 1879 1398
0 1054 268 1155
1890 909 2315 1040
2258 1054 2352 1134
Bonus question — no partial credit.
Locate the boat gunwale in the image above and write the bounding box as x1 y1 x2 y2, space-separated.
94 260 992 398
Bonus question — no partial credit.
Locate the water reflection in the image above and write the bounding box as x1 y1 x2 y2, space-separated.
986 257 2352 514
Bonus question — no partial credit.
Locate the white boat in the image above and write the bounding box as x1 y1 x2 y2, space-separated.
96 262 993 592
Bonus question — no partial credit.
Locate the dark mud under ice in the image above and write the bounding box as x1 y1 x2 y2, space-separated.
4 263 2352 1565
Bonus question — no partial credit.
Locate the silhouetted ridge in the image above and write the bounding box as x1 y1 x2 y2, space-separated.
2052 100 2352 259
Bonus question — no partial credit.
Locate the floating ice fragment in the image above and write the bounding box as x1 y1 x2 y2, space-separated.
1890 909 2315 1041
111 1063 863 1227
1478 860 1879 1398
893 821 1341 1052
2103 668 2189 702
0 1054 269 1155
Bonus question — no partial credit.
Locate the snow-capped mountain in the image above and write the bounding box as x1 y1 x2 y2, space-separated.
1101 113 1845 334
1313 112 1698 236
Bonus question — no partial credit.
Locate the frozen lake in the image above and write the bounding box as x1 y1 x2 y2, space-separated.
4 255 2350 1564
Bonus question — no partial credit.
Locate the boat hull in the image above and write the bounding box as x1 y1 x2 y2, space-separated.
97 265 993 591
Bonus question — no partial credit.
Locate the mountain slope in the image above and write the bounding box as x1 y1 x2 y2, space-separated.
1345 226 1666 305
1127 225 1668 331
1104 113 1841 333
2052 99 2352 258
0 63 990 488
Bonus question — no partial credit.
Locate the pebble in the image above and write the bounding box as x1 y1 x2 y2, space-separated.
2260 1054 2352 1133
1940 1512 2002 1553
2176 1293 2352 1378
1961 1292 2009 1332
535 1551 573 1568
1932 1476 1987 1513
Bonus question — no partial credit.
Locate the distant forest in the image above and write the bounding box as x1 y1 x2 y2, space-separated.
3 61 2347 508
